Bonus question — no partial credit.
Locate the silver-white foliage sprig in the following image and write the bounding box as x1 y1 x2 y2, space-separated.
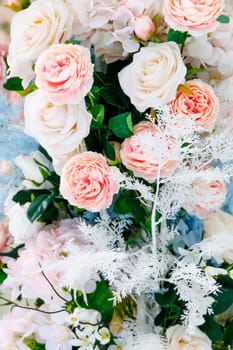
78 211 131 251
170 261 220 333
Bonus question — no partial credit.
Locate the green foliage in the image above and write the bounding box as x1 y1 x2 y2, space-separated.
223 320 233 346
109 112 133 138
3 77 23 91
185 67 205 79
104 141 115 161
24 339 45 350
213 287 233 314
90 104 105 129
114 190 147 227
12 189 50 205
154 285 183 332
217 15 230 24
3 77 37 95
0 268 7 284
155 287 176 307
0 244 24 259
75 281 114 324
27 193 56 222
167 29 188 45
200 316 223 342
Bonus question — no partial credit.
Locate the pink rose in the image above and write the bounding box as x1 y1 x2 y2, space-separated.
60 152 120 212
163 0 224 36
120 121 180 183
134 15 155 41
183 179 226 218
170 80 219 132
35 44 94 105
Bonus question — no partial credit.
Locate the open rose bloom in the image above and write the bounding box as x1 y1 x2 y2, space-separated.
60 152 120 212
120 121 180 182
163 0 224 36
183 179 226 218
170 79 219 132
118 42 187 112
35 43 94 105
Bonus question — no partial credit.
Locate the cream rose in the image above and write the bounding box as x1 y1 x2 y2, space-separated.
170 80 219 132
183 179 226 219
118 42 186 112
24 89 92 163
204 210 233 263
166 325 212 350
60 152 120 212
7 0 72 87
35 44 94 105
120 121 180 182
163 0 224 36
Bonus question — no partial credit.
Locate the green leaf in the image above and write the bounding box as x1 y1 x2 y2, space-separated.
217 15 230 24
75 281 114 324
223 320 233 346
24 339 45 350
0 268 7 284
12 189 50 205
18 0 31 9
109 112 133 138
37 202 59 224
86 281 114 324
91 104 105 129
47 172 60 188
65 38 81 45
0 244 24 259
38 145 52 162
114 191 135 215
3 77 23 91
217 275 233 289
185 67 205 79
213 287 233 314
27 193 55 222
200 316 223 342
167 29 187 45
104 142 115 161
155 287 176 307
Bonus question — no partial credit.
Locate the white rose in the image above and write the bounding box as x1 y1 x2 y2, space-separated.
166 325 212 350
204 210 233 263
15 151 52 189
8 0 73 87
4 202 43 245
118 42 186 112
24 89 92 172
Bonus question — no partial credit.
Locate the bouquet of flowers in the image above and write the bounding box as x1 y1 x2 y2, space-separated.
1 0 233 349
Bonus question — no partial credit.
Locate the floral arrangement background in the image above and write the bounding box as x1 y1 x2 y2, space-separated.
1 0 233 349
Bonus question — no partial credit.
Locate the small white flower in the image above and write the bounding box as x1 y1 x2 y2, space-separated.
95 327 111 345
205 266 227 277
72 333 96 350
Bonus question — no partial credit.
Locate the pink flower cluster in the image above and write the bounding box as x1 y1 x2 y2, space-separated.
67 0 162 63
4 219 98 302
